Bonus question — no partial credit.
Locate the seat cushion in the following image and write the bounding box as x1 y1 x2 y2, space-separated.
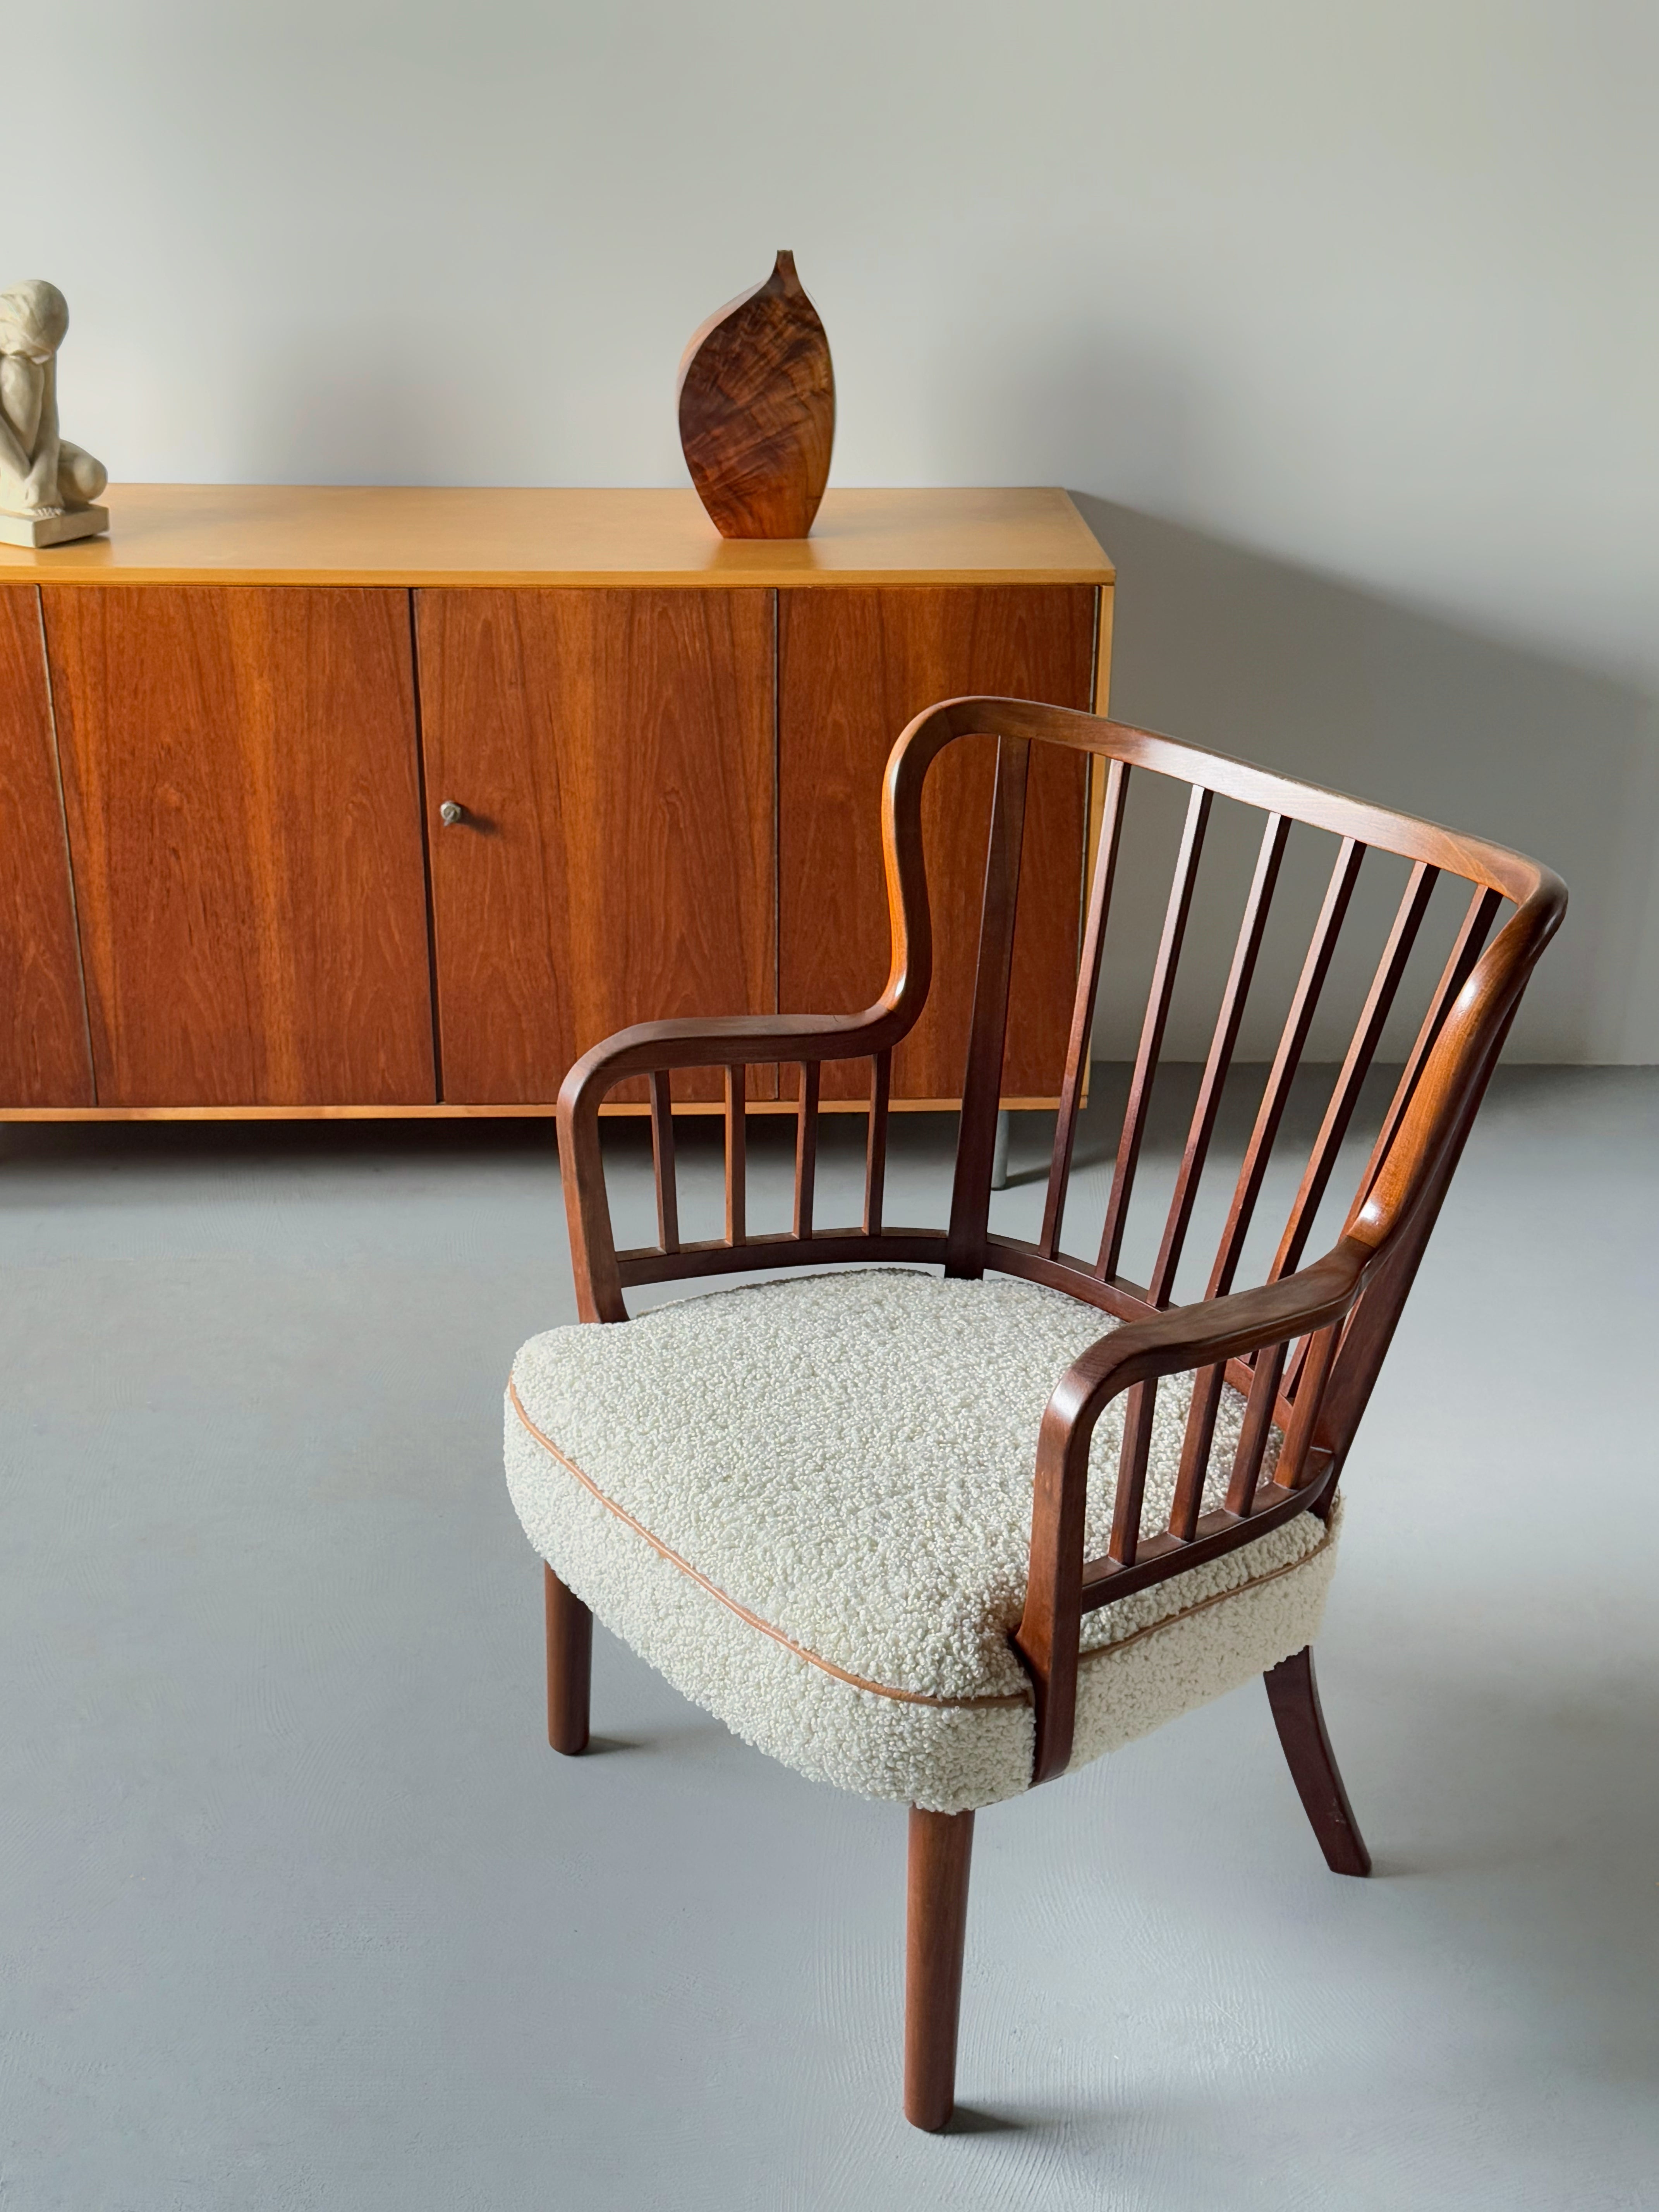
504 1269 1340 1812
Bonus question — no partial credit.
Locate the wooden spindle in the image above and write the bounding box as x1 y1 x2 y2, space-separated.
1276 1324 1340 1487
724 1064 746 1246
945 737 1032 1277
1147 813 1291 1305
1350 882 1504 1223
1283 1328 1311 1400
864 1048 891 1235
1095 783 1214 1283
648 1068 679 1255
1224 1341 1288 1514
1108 1381 1159 1566
1202 837 1365 1303
1169 1365 1224 1542
1269 859 1438 1284
1041 758 1129 1258
1164 837 1364 1531
793 1060 819 1241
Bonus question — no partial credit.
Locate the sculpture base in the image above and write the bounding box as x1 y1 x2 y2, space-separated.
0 505 109 548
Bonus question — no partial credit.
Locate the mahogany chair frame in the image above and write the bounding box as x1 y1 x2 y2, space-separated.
544 696 1565 2130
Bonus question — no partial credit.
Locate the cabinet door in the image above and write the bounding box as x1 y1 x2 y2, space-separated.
416 589 776 1104
44 586 435 1107
0 586 93 1105
778 586 1098 1101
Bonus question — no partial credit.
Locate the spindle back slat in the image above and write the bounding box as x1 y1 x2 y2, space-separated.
793 1061 820 1241
1094 783 1214 1283
1269 860 1439 1285
557 695 1563 1789
649 1069 679 1255
1148 812 1292 1304
1162 835 1363 1501
1108 1382 1159 1566
945 737 1032 1276
1041 757 1130 1258
1203 836 1366 1304
865 1051 892 1235
1168 1364 1224 1543
1226 1345 1288 1514
724 1065 746 1247
1277 1325 1341 1487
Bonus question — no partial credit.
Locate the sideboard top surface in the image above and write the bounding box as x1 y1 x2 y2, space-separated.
0 485 1113 589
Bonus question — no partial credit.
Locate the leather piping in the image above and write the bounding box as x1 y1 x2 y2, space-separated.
508 1379 1332 1714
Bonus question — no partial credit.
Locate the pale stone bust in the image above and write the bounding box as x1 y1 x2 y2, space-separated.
0 279 108 546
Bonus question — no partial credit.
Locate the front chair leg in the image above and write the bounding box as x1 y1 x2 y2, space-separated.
904 1806 975 2130
544 1563 592 1756
1264 1645 1371 1876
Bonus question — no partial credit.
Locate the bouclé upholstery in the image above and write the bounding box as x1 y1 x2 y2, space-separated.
505 1269 1339 1812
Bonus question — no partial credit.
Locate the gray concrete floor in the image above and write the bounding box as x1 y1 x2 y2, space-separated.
2 1068 1656 2210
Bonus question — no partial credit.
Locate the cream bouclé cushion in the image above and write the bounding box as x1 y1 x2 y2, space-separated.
504 1269 1341 1812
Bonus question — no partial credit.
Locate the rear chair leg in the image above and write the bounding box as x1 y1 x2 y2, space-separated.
1264 1645 1371 1876
544 1563 592 1756
904 1806 975 2130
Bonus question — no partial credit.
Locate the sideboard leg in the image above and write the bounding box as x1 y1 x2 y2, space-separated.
990 1108 1012 1191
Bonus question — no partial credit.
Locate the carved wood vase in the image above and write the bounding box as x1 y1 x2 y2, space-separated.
677 251 835 539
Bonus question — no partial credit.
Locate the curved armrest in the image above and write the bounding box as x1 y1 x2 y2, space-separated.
1040 1239 1373 1432
557 1007 901 1117
1016 1234 1377 1784
555 1004 921 1323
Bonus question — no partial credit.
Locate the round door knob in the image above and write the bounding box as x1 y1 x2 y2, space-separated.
439 800 465 826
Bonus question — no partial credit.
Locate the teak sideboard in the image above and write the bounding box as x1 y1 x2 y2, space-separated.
0 486 1113 1121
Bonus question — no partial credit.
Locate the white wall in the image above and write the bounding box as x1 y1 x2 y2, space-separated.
10 0 1657 1058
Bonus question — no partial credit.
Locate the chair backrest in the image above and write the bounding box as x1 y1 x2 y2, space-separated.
561 695 1564 1541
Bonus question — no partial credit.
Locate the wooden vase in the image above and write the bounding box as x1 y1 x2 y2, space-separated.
677 251 835 539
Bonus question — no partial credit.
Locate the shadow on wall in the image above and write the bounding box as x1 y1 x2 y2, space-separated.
1070 496 1659 1066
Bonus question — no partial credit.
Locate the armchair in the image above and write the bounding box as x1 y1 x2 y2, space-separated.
503 696 1564 2128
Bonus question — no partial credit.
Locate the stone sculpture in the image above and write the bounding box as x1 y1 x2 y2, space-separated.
0 280 108 548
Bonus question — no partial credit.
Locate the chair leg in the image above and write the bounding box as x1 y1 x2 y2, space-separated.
544 1563 592 1756
904 1806 975 2131
1264 1645 1371 1876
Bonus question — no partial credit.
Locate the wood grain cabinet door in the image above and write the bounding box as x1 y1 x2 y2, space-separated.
0 586 93 1105
43 586 436 1107
778 586 1099 1101
415 588 776 1104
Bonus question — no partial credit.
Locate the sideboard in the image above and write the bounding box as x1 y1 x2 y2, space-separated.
0 485 1113 1120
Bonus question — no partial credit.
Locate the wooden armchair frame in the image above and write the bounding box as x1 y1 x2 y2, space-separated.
548 696 1565 2128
